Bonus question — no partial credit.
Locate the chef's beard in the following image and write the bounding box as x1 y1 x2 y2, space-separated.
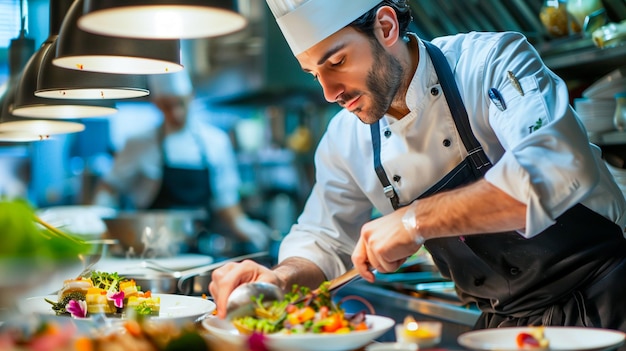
348 39 404 124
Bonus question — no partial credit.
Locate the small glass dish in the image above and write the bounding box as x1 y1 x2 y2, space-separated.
394 320 443 349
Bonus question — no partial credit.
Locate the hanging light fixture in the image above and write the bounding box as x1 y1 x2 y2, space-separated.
36 40 150 99
0 0 86 141
10 0 118 119
53 0 183 74
78 0 247 39
1 83 86 142
0 120 85 142
10 36 118 119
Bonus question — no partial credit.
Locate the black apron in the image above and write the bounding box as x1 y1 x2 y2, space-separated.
149 129 212 210
371 41 626 336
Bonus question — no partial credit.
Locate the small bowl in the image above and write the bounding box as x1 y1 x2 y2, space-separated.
395 321 443 348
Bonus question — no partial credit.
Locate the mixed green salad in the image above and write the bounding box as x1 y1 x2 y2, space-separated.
233 281 369 335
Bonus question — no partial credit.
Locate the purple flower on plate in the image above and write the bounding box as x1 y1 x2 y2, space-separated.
107 291 125 308
248 332 268 351
66 299 87 318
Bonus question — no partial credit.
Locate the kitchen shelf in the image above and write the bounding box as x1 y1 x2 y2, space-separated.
538 36 626 80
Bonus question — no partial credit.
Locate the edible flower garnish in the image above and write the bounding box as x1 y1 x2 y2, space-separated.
107 291 125 309
247 332 268 351
66 300 87 319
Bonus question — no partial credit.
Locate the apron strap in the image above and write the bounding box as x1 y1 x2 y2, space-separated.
371 39 492 209
423 41 492 173
371 121 400 209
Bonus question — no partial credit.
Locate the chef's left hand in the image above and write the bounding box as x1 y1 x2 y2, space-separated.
352 206 423 282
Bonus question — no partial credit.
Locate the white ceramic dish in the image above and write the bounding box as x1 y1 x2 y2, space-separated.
582 67 626 99
18 294 215 325
202 314 395 351
457 326 626 351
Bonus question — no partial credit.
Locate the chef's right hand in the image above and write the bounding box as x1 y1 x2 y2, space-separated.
209 259 282 319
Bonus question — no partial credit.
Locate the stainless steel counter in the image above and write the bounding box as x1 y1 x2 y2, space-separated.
335 280 481 349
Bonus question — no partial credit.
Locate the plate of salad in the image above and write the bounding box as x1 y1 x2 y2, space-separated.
17 271 215 325
202 282 395 351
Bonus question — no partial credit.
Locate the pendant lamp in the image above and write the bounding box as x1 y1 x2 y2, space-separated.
53 0 183 74
0 0 85 141
78 0 247 39
1 74 86 142
36 40 149 99
10 0 118 119
10 36 118 119
0 120 86 142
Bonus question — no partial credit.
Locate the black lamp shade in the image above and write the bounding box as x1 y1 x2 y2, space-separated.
37 39 149 99
54 0 183 75
11 36 118 119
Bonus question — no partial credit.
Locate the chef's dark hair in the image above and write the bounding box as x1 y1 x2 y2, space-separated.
349 0 413 39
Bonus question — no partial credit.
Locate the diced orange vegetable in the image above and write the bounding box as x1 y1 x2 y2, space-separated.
353 321 369 331
287 313 301 326
322 314 344 333
298 306 316 323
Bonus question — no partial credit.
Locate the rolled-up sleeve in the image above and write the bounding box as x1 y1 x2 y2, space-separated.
476 32 601 236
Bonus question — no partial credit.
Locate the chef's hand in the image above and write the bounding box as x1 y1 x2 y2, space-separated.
352 203 424 283
235 216 271 251
209 260 282 319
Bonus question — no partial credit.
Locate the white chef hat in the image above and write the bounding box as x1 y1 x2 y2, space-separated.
266 0 382 56
147 70 193 98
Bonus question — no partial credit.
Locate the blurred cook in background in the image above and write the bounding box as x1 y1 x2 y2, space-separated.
93 70 270 254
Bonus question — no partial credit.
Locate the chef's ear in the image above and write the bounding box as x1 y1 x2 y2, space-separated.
374 6 401 48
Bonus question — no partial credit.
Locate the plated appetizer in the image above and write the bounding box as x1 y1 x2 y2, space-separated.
45 271 159 318
232 281 369 335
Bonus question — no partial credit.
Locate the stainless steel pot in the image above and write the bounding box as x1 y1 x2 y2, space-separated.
102 209 208 258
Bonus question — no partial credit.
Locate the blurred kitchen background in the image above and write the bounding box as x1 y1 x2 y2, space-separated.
1 0 626 262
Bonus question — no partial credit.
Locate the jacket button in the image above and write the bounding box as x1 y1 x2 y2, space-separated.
393 175 401 182
474 277 485 286
384 130 392 138
443 139 451 147
431 87 439 96
509 267 520 276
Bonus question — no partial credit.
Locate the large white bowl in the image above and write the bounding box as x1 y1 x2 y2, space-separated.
203 314 395 351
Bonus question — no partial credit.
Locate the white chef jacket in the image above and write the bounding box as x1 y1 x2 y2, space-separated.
279 31 626 280
98 119 241 211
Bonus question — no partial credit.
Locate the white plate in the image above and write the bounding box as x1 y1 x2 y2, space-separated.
18 294 215 325
457 326 626 351
202 314 395 351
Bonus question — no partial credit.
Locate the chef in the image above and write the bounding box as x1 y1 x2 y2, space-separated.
210 0 626 337
93 71 270 253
